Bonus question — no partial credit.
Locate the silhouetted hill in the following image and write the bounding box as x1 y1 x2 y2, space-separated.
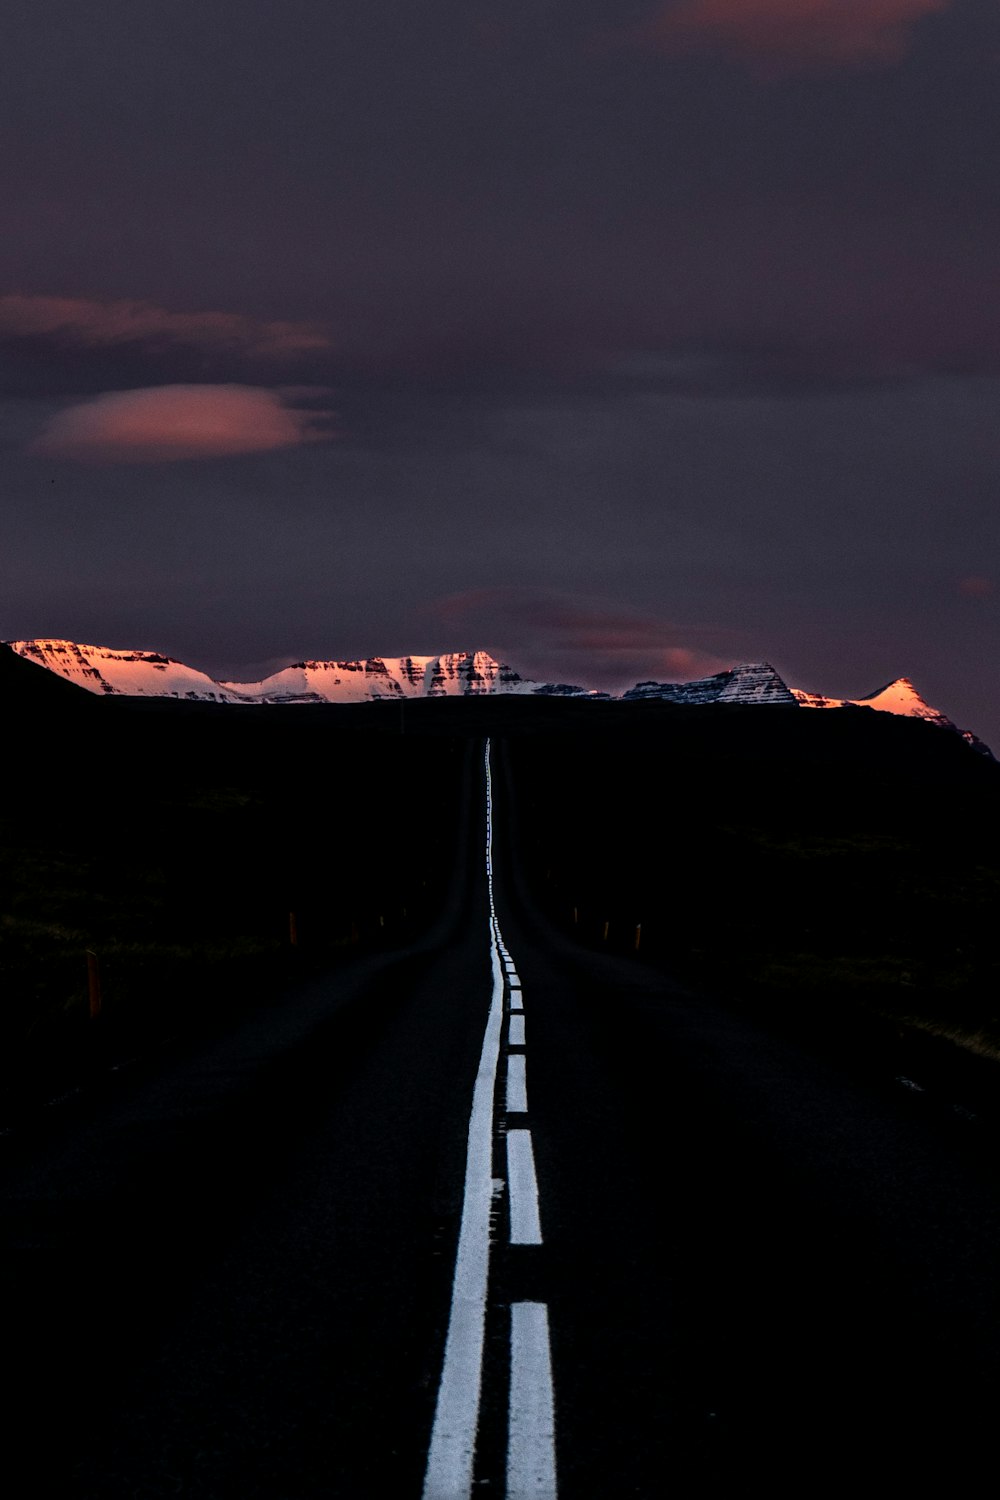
3 679 998 1107
0 642 98 712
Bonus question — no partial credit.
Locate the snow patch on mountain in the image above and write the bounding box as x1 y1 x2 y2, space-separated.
792 677 953 728
7 639 251 703
221 651 556 703
8 641 597 705
623 662 797 705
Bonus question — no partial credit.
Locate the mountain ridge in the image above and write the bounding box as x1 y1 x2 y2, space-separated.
5 637 989 752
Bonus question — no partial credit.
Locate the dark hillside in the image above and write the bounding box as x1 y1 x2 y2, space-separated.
0 683 467 1110
504 703 1000 1057
4 682 998 1106
0 641 99 712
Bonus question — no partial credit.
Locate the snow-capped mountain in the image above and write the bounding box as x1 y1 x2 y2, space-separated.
791 677 953 727
792 677 992 755
8 639 250 703
629 661 990 753
623 662 796 706
220 651 571 704
618 660 984 741
5 638 986 751
6 640 596 704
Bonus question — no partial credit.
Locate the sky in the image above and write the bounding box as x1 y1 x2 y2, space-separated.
2 0 998 742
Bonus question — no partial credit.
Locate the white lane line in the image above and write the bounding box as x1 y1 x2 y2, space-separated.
511 991 523 1013
509 1014 525 1047
422 750 505 1500
507 1053 529 1113
508 1303 558 1499
506 1129 542 1245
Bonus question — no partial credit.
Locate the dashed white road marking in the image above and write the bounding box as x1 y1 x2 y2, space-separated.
508 1303 558 1499
507 1054 529 1114
425 740 557 1499
507 1130 543 1245
423 754 505 1500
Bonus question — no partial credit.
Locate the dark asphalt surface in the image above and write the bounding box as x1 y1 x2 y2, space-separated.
4 738 1000 1496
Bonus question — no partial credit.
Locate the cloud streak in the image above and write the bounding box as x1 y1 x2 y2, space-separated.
621 0 950 75
30 384 333 464
0 294 330 359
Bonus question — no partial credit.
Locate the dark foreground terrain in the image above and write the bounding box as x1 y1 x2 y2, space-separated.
0 647 465 1111
3 652 1000 1496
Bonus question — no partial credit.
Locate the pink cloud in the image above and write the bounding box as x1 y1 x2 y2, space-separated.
620 0 949 75
427 586 729 689
0 294 329 358
30 384 333 463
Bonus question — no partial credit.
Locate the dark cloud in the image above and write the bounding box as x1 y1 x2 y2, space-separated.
0 294 328 357
0 293 333 398
2 3 998 387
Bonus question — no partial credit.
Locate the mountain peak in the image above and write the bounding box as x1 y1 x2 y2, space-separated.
792 675 953 729
7 638 248 703
624 661 797 706
218 649 542 703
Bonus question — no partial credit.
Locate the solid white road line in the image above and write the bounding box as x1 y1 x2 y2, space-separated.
508 1303 558 1500
509 1014 526 1047
422 752 505 1500
506 1129 543 1245
507 1053 529 1113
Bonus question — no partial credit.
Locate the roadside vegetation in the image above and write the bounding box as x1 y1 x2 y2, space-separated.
510 705 1000 1060
0 667 464 1108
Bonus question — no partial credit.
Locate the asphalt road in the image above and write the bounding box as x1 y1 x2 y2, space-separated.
4 737 1000 1497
